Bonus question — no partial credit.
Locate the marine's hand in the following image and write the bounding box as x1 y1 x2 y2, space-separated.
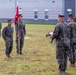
17 34 20 37
50 40 53 44
50 35 53 38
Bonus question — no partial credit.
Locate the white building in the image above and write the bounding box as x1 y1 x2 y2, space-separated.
0 0 75 22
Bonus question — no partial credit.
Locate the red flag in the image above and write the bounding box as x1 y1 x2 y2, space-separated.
14 6 19 23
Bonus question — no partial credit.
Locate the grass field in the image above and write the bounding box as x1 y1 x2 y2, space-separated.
0 23 76 75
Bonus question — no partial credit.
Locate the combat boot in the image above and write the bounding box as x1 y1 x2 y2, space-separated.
20 52 23 55
6 54 12 58
6 54 9 58
70 64 75 67
59 71 65 75
53 70 65 75
17 50 20 54
8 54 12 58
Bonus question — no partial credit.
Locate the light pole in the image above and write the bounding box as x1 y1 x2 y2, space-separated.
15 0 19 9
15 0 17 10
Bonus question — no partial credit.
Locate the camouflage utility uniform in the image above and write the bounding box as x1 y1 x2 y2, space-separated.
68 22 76 65
15 21 26 54
0 21 2 37
51 22 71 71
2 25 14 55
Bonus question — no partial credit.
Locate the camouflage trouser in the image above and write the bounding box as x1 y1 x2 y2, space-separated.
56 46 68 71
16 35 24 53
5 39 13 55
0 29 1 37
68 43 76 64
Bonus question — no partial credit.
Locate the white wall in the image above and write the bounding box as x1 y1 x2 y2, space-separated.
75 0 76 17
0 0 15 18
0 0 63 20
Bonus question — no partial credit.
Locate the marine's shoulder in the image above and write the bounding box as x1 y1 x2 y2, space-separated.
21 21 24 24
56 23 61 26
3 26 8 30
55 23 61 30
6 26 13 29
4 26 8 28
68 22 76 27
11 26 13 29
56 22 66 27
23 21 25 25
68 21 76 24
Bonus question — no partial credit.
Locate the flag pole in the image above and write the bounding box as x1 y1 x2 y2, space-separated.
15 0 16 10
17 1 20 54
14 1 20 53
18 18 20 53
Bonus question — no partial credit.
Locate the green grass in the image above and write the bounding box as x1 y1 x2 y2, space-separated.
26 22 56 25
0 23 76 75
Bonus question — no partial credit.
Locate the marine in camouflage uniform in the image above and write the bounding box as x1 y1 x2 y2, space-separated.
0 21 2 37
15 14 26 54
2 20 13 58
67 14 76 67
51 14 71 72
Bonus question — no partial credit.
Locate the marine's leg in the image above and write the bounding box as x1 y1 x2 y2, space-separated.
56 47 67 72
16 37 19 53
20 36 24 54
9 41 13 56
5 40 11 58
69 44 75 67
